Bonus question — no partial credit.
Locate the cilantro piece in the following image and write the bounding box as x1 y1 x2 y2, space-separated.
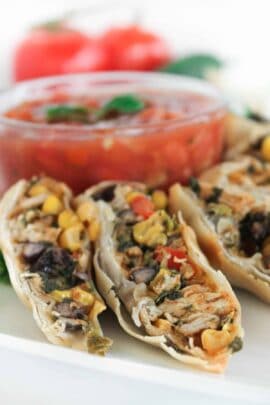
160 54 223 79
96 94 145 120
46 105 89 123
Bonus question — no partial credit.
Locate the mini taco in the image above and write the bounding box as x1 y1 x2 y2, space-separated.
169 179 270 303
0 177 112 354
77 182 243 373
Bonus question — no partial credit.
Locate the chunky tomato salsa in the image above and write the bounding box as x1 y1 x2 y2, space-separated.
0 88 226 194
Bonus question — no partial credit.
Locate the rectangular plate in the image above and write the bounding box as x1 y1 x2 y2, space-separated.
0 284 269 402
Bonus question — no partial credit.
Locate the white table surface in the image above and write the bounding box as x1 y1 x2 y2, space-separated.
1 1 270 403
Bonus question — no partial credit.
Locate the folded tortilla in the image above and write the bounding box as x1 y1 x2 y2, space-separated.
77 181 243 373
0 177 112 354
224 113 270 160
169 178 270 303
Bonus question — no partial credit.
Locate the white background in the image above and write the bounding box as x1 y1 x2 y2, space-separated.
0 1 270 404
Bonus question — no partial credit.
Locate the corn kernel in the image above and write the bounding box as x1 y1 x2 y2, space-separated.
77 201 97 223
58 210 80 229
59 224 84 252
89 299 106 320
28 184 48 197
126 191 142 204
88 219 100 241
50 289 72 302
72 287 95 306
261 136 270 161
42 194 63 215
152 190 168 210
153 318 171 333
201 329 232 355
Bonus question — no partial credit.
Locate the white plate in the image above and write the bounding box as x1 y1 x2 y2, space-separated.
0 283 269 403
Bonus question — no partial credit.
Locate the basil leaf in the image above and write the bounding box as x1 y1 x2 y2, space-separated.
0 251 10 284
96 94 145 119
229 336 243 353
46 105 89 123
161 54 223 79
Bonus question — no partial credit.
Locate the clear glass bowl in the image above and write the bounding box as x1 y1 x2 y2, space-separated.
0 72 226 194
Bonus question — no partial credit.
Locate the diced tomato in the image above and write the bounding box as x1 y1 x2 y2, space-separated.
13 24 89 81
155 247 187 270
101 25 171 71
130 195 155 219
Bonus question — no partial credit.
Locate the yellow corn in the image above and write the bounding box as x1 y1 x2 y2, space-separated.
58 210 80 229
261 136 270 161
50 289 72 302
89 299 106 320
28 184 48 197
88 219 100 242
59 223 84 252
72 287 95 306
133 211 168 247
42 194 63 215
77 201 97 223
153 318 171 333
152 190 168 210
201 329 232 355
126 191 142 204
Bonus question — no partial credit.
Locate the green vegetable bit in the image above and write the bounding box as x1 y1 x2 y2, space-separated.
160 54 223 79
229 336 243 353
189 177 201 196
96 94 145 119
0 251 10 284
46 105 89 123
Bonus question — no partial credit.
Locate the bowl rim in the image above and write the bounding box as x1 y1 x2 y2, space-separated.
0 71 226 138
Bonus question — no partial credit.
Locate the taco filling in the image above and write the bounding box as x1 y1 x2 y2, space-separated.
2 176 111 354
89 183 242 366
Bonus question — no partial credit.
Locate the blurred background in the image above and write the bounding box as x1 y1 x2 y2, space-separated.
1 0 270 116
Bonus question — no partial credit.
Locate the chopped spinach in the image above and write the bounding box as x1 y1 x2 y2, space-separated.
155 288 182 305
0 251 10 284
206 187 223 204
229 336 243 353
189 177 201 195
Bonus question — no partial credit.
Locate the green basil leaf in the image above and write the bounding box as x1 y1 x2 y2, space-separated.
96 94 145 119
160 54 223 79
46 105 89 123
0 251 10 284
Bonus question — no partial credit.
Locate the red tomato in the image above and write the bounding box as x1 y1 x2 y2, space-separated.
14 24 89 81
155 247 187 270
101 25 171 71
130 195 155 219
62 40 111 73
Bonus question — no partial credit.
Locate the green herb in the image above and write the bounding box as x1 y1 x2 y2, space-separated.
160 54 223 79
206 187 223 204
155 288 182 305
46 105 89 123
189 177 201 196
0 251 10 284
229 336 243 353
96 94 145 120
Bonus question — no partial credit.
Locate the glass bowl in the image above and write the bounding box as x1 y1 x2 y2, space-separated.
0 72 226 194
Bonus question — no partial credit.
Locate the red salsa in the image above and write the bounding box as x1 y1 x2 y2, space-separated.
0 76 226 194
